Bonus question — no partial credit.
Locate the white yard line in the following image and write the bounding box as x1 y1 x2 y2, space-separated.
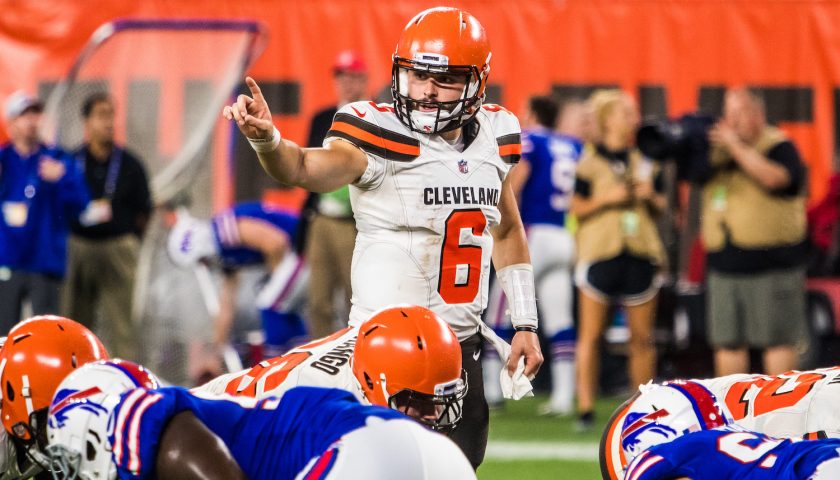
485 441 599 461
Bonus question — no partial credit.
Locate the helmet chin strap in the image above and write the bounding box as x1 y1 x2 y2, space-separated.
0 357 6 401
22 375 34 418
378 373 391 406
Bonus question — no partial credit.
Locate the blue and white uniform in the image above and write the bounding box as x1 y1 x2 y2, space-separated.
110 386 404 480
213 202 309 350
484 128 581 413
212 202 300 270
624 425 840 480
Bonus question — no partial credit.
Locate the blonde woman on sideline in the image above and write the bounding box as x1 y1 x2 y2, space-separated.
570 89 666 431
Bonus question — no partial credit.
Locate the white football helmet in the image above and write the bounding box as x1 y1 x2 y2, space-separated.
46 360 160 480
620 380 730 463
295 418 475 480
166 208 219 268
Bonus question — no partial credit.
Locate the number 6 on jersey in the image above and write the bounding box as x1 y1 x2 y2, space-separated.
438 209 487 304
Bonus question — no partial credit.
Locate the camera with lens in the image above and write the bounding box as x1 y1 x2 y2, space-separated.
636 113 716 182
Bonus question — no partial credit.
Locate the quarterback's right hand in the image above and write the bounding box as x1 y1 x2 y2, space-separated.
222 76 275 140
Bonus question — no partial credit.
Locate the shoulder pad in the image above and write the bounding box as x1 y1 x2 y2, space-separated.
481 104 522 164
327 101 419 161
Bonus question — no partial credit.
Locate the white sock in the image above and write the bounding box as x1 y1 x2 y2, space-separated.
548 358 575 413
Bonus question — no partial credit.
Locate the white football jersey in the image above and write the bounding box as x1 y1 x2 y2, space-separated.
700 367 840 439
195 327 365 402
324 101 522 340
600 367 840 480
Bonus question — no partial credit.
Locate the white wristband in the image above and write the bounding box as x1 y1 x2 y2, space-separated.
247 126 281 153
497 263 538 330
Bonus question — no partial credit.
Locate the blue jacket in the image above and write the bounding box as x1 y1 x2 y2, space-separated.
0 143 90 276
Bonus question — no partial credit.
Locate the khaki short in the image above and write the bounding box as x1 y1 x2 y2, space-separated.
707 267 807 349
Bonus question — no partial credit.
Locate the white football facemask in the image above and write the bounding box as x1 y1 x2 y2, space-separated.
46 360 160 480
391 62 486 134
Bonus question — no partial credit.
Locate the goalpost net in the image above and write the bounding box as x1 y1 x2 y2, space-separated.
40 18 267 384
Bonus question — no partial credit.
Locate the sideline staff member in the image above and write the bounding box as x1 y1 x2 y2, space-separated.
63 92 151 360
702 87 808 377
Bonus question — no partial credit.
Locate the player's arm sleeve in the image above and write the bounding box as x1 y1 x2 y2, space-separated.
623 450 687 480
323 102 419 190
487 105 522 178
110 388 179 480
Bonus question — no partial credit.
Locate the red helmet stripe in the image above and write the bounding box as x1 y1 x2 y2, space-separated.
667 381 727 430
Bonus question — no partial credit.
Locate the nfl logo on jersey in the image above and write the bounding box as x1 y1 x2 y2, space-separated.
458 159 469 174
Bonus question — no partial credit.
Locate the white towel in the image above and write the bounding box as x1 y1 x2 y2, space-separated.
478 323 534 400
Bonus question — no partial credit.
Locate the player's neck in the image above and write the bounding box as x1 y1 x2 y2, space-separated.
440 127 462 143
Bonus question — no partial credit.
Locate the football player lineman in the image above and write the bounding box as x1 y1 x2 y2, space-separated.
617 381 840 480
197 305 468 432
223 7 543 467
46 360 476 480
166 201 309 368
601 367 840 480
0 315 108 479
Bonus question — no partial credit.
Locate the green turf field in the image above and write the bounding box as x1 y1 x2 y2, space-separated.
478 395 624 480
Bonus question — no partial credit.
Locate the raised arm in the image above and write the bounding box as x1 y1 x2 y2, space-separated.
223 77 368 192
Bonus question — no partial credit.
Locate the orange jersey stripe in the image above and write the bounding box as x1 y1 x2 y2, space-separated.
330 121 420 157
498 143 522 157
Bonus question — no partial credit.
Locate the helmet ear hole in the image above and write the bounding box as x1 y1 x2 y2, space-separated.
416 336 424 350
71 353 78 368
364 372 375 390
6 381 14 402
86 440 97 462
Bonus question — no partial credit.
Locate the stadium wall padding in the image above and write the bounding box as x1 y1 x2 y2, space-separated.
1 0 837 203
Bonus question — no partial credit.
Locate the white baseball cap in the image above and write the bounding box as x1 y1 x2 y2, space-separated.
4 90 43 120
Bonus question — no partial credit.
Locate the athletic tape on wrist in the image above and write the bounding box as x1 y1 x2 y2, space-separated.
497 263 538 330
247 126 281 153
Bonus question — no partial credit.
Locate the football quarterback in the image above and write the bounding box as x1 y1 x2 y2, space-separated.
223 7 543 466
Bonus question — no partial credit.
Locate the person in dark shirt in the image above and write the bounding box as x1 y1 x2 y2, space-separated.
300 50 367 338
62 92 152 360
0 91 90 334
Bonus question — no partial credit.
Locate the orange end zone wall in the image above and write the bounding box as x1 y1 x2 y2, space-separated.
2 0 837 207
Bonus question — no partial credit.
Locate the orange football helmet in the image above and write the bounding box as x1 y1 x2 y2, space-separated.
351 305 467 432
0 316 109 443
392 7 491 133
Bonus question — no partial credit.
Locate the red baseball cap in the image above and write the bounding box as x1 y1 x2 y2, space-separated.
333 50 367 75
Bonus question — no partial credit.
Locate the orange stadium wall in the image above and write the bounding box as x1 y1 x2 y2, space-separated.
1 0 837 206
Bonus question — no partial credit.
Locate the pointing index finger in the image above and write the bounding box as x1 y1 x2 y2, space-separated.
245 76 264 102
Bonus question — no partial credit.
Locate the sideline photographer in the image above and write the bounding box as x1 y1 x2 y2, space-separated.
653 88 808 377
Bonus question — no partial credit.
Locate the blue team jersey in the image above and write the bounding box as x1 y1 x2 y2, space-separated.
212 202 299 269
110 386 406 480
518 128 582 227
625 425 840 480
